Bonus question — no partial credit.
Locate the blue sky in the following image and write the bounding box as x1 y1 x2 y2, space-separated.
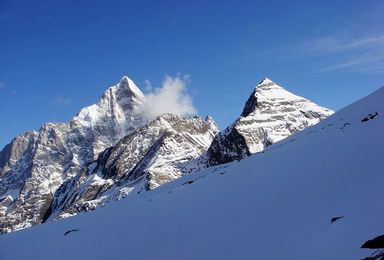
0 0 383 148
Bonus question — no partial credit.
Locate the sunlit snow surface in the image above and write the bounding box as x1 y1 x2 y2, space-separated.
235 78 333 153
0 87 383 259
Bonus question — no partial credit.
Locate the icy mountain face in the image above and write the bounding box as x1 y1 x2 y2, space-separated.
75 76 146 155
206 78 333 165
0 77 146 233
1 86 382 260
55 114 218 217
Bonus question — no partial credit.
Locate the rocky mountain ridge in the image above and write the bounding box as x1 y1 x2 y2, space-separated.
0 76 147 232
0 76 332 233
53 114 218 218
1 85 381 260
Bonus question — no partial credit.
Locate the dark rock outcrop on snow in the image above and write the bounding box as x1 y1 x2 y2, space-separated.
362 235 384 249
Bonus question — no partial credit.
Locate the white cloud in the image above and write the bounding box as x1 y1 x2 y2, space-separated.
51 95 72 105
139 75 197 120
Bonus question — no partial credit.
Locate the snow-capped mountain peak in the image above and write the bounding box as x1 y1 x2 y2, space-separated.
242 77 322 117
205 115 219 131
2 86 382 260
0 76 149 233
76 76 145 127
0 76 333 235
207 78 333 165
259 77 274 85
117 76 145 98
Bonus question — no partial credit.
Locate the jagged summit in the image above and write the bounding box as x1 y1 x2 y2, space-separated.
0 76 149 233
75 76 145 132
117 76 144 98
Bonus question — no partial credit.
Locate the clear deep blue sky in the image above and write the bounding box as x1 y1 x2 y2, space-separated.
1 0 383 148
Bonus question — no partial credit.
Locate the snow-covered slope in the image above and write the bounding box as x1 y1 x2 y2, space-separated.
0 76 146 233
0 76 333 234
205 78 333 165
1 86 382 260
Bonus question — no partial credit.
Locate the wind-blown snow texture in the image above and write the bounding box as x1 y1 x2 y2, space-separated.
0 76 330 234
0 86 382 260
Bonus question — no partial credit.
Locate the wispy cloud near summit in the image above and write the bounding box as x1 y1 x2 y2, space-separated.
139 75 197 120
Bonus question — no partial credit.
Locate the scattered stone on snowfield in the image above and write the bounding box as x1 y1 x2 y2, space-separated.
361 112 379 122
64 229 79 236
331 216 344 223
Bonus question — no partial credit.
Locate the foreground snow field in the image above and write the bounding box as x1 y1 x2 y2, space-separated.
0 87 383 259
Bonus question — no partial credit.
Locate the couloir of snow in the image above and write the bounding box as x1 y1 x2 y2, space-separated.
0 86 382 259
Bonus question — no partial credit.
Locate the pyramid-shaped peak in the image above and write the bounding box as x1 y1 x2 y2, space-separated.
241 78 328 118
75 76 145 125
259 77 275 85
255 77 286 91
254 78 299 100
117 76 144 97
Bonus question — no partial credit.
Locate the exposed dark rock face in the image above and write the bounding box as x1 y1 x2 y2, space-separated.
241 89 258 117
362 235 384 249
206 127 250 166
